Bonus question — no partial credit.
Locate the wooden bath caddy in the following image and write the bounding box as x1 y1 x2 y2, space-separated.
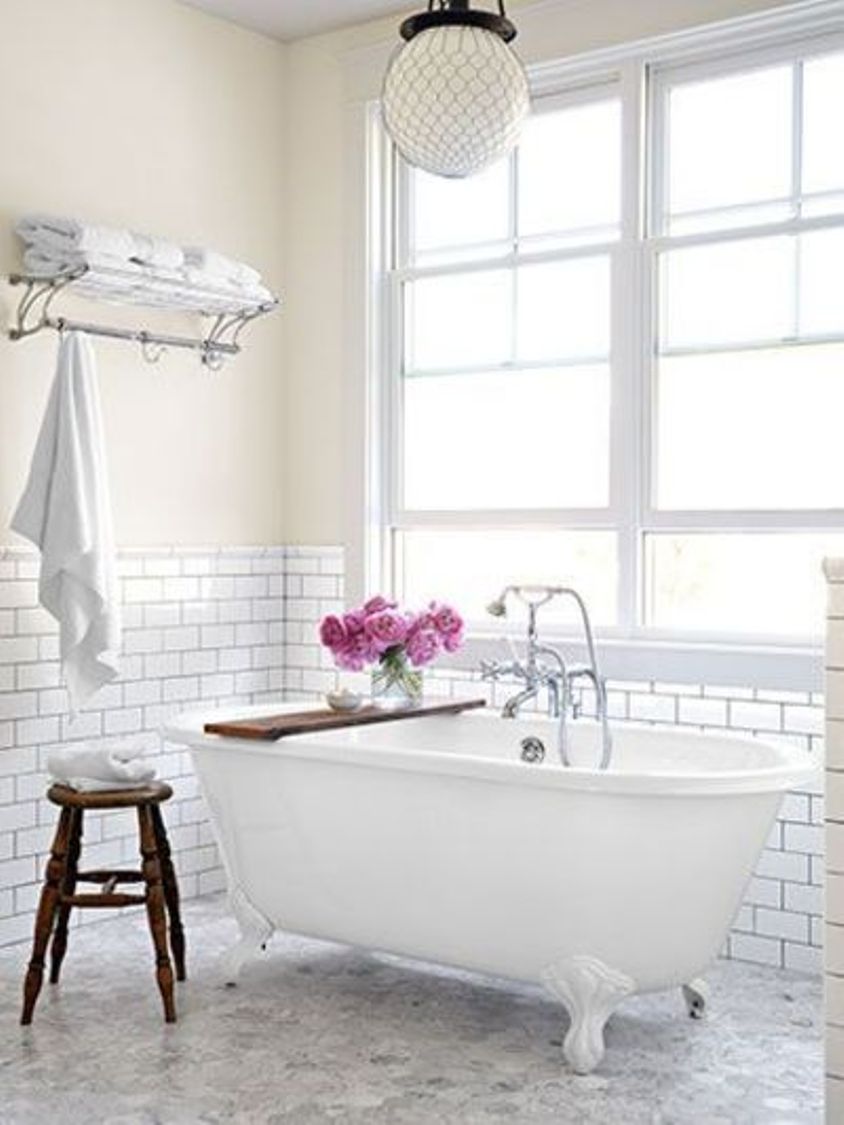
204 698 487 741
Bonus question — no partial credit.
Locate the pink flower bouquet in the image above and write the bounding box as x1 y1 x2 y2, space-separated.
319 596 464 705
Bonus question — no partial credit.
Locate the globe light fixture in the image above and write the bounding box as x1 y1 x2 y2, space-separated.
382 0 530 179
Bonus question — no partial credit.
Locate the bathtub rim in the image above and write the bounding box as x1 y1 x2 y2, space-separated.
164 704 817 797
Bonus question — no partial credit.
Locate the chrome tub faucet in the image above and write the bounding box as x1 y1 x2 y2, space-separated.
480 585 613 770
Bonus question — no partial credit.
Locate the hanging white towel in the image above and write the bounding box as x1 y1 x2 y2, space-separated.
11 332 121 713
47 739 156 792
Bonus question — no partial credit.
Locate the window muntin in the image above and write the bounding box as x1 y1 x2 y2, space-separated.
381 39 844 641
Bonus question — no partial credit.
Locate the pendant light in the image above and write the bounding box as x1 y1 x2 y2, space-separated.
382 1 530 179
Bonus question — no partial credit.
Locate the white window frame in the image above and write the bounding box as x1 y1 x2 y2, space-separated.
360 3 844 691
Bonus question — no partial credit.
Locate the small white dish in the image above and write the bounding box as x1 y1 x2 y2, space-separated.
326 689 363 713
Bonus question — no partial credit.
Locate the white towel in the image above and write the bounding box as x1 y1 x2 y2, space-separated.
17 213 137 262
47 740 156 792
130 232 184 271
22 246 145 280
183 246 262 288
11 332 121 713
183 268 275 306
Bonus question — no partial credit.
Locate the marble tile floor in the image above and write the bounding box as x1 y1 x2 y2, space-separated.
0 896 822 1124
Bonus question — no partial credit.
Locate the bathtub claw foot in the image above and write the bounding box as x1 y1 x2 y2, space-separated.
682 978 709 1020
542 955 635 1074
222 885 274 985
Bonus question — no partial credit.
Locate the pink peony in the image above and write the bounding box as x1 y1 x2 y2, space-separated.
343 610 367 636
319 614 347 652
364 609 409 653
406 626 441 667
442 630 464 654
320 595 463 673
335 631 380 671
363 595 396 615
430 602 463 638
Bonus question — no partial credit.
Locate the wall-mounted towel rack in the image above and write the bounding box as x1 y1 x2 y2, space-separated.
6 264 278 369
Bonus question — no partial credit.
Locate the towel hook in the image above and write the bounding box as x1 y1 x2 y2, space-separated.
139 334 166 364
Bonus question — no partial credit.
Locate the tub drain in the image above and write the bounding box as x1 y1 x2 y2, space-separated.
520 737 545 764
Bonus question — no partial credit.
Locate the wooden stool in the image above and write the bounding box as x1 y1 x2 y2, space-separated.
21 781 186 1026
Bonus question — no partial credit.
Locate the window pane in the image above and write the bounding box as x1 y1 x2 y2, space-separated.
803 52 844 202
800 227 844 336
665 65 792 228
398 529 617 626
404 271 511 371
409 160 511 265
403 366 609 510
518 98 621 245
646 532 844 635
660 237 793 349
517 257 610 362
655 344 844 510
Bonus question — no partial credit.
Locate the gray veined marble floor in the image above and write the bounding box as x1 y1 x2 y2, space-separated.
0 896 822 1124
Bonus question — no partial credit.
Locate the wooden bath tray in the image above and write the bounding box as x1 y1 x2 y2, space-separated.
204 697 487 741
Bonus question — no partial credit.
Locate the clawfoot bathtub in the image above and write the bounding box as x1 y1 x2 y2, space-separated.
165 705 814 1074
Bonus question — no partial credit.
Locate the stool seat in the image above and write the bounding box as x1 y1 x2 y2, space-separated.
21 780 185 1026
48 782 173 808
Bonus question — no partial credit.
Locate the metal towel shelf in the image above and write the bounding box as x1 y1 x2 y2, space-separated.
6 264 278 369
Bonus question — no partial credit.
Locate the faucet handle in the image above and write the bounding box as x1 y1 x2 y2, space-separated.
480 659 501 680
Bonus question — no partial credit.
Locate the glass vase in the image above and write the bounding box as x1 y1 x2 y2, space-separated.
371 649 423 710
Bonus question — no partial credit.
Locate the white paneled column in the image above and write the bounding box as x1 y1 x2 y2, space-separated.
825 559 844 1118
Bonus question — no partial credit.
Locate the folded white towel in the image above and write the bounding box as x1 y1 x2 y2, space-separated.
47 740 156 792
130 232 184 271
11 332 121 713
22 246 145 279
183 268 274 305
183 246 262 288
17 213 137 262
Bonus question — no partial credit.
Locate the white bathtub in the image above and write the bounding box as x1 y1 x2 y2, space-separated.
165 704 815 1073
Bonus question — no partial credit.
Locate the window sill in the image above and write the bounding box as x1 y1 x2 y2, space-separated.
440 631 823 694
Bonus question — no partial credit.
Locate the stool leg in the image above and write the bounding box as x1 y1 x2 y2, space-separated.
49 808 82 984
151 806 186 982
21 808 73 1025
138 805 176 1023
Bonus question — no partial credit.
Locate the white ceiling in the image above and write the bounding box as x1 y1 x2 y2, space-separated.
180 0 413 41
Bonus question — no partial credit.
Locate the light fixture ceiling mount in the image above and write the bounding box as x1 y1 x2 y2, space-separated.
398 0 517 43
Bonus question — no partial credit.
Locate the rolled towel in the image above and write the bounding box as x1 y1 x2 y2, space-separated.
47 739 156 792
183 246 262 288
17 213 137 262
130 232 184 270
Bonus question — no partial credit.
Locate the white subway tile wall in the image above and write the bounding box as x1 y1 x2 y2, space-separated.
282 547 824 977
826 559 844 1115
0 546 285 949
0 542 824 983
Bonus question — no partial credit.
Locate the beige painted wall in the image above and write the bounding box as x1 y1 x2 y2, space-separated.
0 0 286 547
280 0 799 546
